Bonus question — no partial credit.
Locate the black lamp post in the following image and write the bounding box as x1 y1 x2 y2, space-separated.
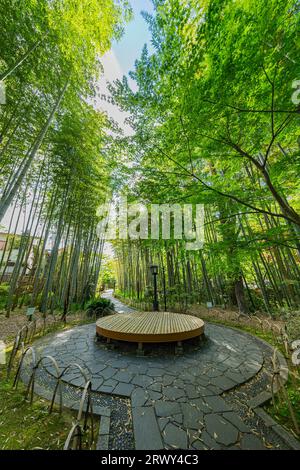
150 264 159 311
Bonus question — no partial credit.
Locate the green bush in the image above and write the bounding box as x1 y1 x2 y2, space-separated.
85 298 115 319
0 283 9 311
285 311 300 341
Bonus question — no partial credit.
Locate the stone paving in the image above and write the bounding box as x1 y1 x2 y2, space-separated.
102 290 135 314
22 294 293 450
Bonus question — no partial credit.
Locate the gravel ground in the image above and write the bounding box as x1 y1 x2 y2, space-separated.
0 310 86 344
0 311 31 342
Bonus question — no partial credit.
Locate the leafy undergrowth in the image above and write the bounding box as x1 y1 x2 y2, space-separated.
0 372 75 450
265 378 300 438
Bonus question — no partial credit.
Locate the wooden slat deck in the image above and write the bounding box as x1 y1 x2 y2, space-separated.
96 311 204 343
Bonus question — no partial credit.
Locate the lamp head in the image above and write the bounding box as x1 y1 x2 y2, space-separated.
150 264 158 276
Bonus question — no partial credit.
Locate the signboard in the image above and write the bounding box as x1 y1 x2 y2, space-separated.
26 307 35 320
0 340 6 365
206 302 213 309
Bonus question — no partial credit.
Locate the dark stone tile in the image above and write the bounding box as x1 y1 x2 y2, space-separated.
101 367 117 379
113 382 135 397
205 414 239 446
162 386 186 401
113 371 133 383
89 363 107 374
131 388 149 407
155 401 181 417
158 417 169 431
162 375 174 386
133 407 163 450
148 390 163 401
185 385 200 399
224 370 245 384
200 430 221 450
131 374 153 388
189 398 211 414
99 415 110 435
240 434 266 450
173 413 183 425
206 368 221 378
149 382 162 393
103 378 118 388
181 403 204 430
163 423 188 449
210 376 237 391
147 368 164 377
204 396 232 413
192 439 208 450
222 412 250 433
97 385 115 394
91 377 104 390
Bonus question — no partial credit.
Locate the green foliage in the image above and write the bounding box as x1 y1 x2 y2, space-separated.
0 283 9 311
110 0 300 315
100 258 117 287
0 373 75 450
85 297 115 318
0 0 131 316
266 377 300 436
285 312 300 341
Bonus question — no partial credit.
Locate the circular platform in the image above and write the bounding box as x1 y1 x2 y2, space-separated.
96 311 204 343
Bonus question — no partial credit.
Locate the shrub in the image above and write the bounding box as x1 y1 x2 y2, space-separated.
85 298 115 319
285 311 300 341
0 283 9 311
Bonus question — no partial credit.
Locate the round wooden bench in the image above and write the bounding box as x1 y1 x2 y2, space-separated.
96 311 204 350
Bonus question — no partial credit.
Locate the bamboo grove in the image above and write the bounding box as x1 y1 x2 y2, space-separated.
0 0 131 317
0 0 299 321
111 0 300 316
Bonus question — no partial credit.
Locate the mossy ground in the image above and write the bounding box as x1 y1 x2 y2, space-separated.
0 313 99 450
0 371 75 450
265 378 300 437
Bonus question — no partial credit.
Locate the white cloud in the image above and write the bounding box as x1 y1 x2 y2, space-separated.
101 50 124 82
92 50 134 136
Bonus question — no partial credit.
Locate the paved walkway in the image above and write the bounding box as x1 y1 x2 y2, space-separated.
102 290 135 314
23 293 293 450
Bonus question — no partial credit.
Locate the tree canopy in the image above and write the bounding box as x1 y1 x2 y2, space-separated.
110 0 300 314
0 0 131 316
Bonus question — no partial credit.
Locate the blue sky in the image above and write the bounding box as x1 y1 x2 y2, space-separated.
113 0 154 75
96 0 155 134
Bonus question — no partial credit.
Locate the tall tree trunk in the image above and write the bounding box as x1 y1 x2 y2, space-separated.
40 195 69 315
0 38 43 81
0 80 69 221
234 275 248 315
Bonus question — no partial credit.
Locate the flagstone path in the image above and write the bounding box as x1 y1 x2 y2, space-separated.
21 292 297 450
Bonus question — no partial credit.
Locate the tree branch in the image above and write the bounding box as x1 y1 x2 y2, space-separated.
150 142 297 224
